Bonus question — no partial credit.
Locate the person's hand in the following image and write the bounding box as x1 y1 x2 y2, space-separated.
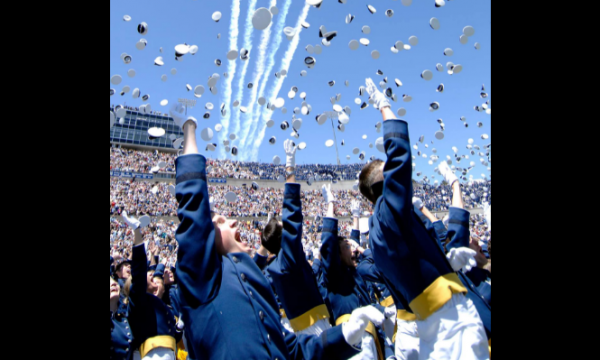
122 211 140 230
365 78 391 110
351 200 361 218
322 184 335 204
284 139 297 168
312 248 321 261
384 305 397 319
447 247 477 273
412 197 424 210
342 305 385 346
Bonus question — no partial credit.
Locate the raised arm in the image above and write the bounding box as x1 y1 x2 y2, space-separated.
278 139 306 269
129 227 148 305
174 117 222 308
319 185 343 288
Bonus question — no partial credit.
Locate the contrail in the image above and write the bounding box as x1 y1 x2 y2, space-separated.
239 0 292 161
249 2 311 161
230 0 258 147
218 0 241 158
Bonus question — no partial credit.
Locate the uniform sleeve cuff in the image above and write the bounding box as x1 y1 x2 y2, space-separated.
175 154 207 185
284 183 301 198
383 119 409 140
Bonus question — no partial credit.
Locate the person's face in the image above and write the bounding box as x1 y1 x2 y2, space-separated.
152 278 165 299
164 269 175 285
469 237 488 268
212 215 251 256
110 277 120 302
117 264 131 279
146 273 159 294
339 240 356 268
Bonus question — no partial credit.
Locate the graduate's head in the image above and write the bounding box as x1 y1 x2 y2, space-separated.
261 218 283 255
110 276 120 303
146 270 159 295
151 273 165 299
338 238 356 268
469 236 488 269
116 261 131 280
212 214 252 256
359 160 385 204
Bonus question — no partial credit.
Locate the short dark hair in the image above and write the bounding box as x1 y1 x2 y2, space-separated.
359 160 385 203
261 218 282 254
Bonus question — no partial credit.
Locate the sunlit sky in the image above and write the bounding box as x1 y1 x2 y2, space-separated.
110 0 491 182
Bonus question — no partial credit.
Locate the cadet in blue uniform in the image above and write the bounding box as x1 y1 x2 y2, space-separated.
349 202 418 360
319 185 384 360
111 276 134 360
434 163 492 341
262 140 332 335
169 113 384 360
121 215 182 360
359 79 489 360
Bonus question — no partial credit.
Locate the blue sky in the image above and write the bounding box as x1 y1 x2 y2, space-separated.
110 0 491 182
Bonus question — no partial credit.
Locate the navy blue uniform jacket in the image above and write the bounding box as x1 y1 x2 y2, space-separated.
369 119 467 321
266 183 330 332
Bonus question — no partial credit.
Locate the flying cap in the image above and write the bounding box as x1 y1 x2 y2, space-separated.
138 22 148 35
463 26 475 37
326 140 334 147
421 70 433 81
212 11 222 22
225 192 238 203
252 8 272 30
430 18 440 30
200 128 214 142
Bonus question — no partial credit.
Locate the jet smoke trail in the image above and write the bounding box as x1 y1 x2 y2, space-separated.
230 0 258 145
249 3 311 161
218 0 241 158
238 0 291 161
237 0 278 160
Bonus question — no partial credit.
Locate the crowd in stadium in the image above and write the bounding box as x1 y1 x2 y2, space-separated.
110 82 491 360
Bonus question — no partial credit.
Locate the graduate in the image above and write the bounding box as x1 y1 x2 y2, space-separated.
358 79 490 360
262 139 332 336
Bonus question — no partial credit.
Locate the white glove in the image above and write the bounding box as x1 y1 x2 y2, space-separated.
365 78 391 110
348 240 360 252
122 211 140 230
412 197 424 210
438 161 458 186
312 248 320 260
351 200 361 218
443 215 450 228
267 212 273 223
284 139 297 168
342 305 385 346
169 103 198 130
384 305 397 319
447 247 477 273
322 184 335 204
209 197 215 212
